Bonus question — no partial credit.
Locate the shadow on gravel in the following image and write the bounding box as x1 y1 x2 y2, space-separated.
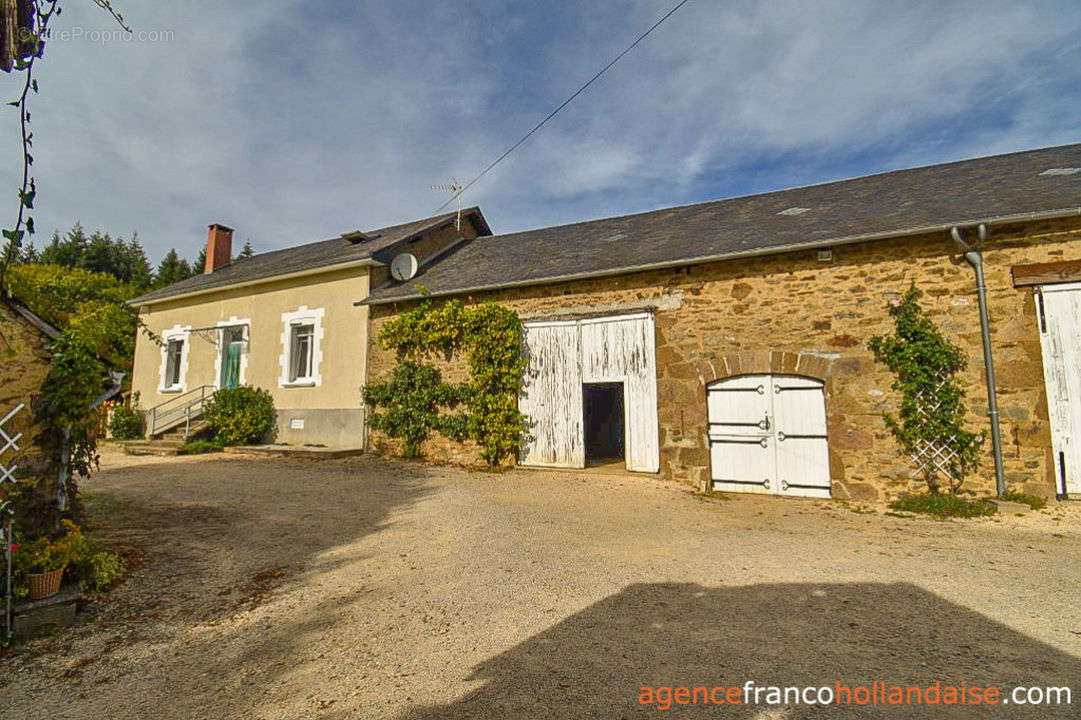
81 454 436 625
401 582 1081 719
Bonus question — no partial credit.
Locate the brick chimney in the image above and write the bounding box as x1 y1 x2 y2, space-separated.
204 223 234 273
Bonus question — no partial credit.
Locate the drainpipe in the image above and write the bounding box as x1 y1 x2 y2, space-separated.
950 224 1006 497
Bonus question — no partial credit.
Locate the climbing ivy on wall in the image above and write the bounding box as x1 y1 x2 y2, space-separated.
364 299 528 466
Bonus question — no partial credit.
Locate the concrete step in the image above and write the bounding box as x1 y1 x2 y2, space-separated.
124 440 184 456
223 445 364 459
154 420 210 442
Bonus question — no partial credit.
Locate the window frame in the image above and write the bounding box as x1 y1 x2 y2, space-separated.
158 325 191 393
214 317 250 390
278 306 325 388
288 323 315 382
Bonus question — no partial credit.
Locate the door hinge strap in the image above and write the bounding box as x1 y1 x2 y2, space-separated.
715 478 771 488
777 433 828 441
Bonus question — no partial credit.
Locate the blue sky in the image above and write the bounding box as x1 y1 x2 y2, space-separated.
2 0 1080 264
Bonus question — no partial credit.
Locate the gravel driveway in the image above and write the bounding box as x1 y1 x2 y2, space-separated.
3 447 1081 718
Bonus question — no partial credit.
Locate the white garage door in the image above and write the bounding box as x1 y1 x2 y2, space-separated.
1036 283 1081 497
707 374 831 498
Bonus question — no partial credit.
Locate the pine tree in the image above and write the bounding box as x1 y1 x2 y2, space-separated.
236 240 254 261
154 249 193 288
19 240 38 263
34 223 153 288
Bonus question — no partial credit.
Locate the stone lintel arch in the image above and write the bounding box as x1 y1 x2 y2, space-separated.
691 351 837 398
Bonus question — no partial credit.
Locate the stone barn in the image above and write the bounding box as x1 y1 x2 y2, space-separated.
364 144 1081 501
0 291 59 478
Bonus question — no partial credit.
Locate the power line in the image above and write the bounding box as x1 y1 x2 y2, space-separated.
436 0 692 212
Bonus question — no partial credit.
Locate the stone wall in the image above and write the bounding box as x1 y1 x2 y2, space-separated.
368 217 1081 500
0 300 52 476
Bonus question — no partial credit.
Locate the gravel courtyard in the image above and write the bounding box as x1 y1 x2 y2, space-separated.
3 447 1081 718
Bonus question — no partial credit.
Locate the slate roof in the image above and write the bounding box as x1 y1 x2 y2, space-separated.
367 144 1081 305
132 208 489 304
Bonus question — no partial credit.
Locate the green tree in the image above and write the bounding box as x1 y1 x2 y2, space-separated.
869 286 984 494
35 224 153 288
39 225 87 267
154 248 194 288
235 240 254 261
19 239 38 262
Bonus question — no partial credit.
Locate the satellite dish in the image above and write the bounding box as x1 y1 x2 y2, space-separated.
390 253 418 281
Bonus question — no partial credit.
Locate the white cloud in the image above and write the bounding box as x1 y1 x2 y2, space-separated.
1 0 1078 263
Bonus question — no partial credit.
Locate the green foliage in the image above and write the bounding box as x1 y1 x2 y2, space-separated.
13 520 89 575
203 386 277 446
368 300 528 465
154 248 197 288
1002 489 1048 510
34 331 108 486
75 549 126 594
7 262 139 371
7 261 135 325
363 361 466 458
178 439 225 455
108 401 143 440
38 224 153 289
869 286 983 494
5 261 150 533
11 520 126 597
236 240 255 260
888 493 997 519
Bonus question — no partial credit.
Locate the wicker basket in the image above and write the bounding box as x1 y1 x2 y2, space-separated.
26 567 64 600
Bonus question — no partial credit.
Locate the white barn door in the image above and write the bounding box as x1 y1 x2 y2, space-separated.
1036 284 1081 497
520 314 659 472
519 321 584 468
707 375 775 494
580 314 660 472
708 374 831 498
772 376 831 497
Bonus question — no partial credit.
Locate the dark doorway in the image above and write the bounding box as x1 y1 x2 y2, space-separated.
583 382 625 465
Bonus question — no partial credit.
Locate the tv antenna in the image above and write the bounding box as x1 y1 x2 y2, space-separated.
431 178 464 230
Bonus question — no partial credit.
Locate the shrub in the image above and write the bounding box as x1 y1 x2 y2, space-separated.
888 494 997 519
74 550 125 594
1002 489 1048 510
203 386 276 446
108 403 142 440
178 439 225 455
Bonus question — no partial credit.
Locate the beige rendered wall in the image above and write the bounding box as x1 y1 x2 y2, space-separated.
132 268 371 441
130 218 483 445
368 217 1081 501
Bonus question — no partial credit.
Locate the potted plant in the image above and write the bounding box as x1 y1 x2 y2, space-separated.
14 521 90 600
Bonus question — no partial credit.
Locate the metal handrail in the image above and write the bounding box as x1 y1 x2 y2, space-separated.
148 385 213 437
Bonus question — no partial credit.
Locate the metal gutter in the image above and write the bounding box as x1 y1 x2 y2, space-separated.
362 206 1081 306
131 257 381 308
951 224 1006 497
